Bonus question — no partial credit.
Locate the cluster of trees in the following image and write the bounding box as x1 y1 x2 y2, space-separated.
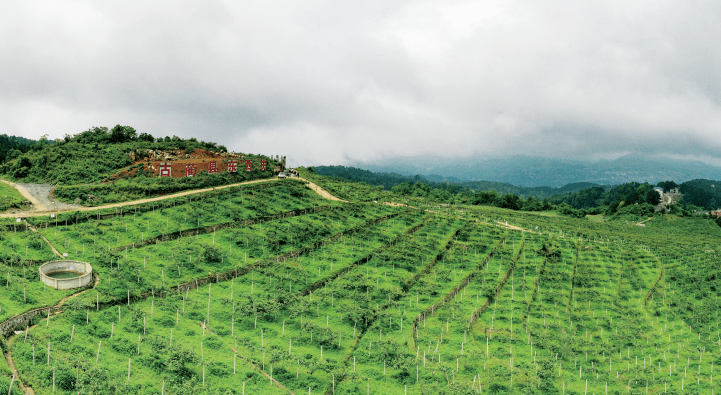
551 178 721 212
548 182 661 216
549 179 721 218
0 134 52 165
66 125 227 152
657 180 678 192
454 181 663 218
677 179 721 209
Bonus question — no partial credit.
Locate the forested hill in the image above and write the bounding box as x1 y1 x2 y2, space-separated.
0 126 240 184
0 126 281 206
311 165 606 199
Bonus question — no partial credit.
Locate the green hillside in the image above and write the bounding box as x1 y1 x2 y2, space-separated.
0 126 236 184
0 126 280 205
0 181 26 211
1 172 720 394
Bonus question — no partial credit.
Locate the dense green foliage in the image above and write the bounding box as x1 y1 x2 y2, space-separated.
549 181 660 213
547 178 721 212
677 179 721 209
656 180 678 192
0 134 51 165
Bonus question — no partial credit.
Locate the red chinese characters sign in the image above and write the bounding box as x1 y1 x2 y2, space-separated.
227 160 237 173
245 160 253 171
159 162 171 177
208 161 218 174
186 163 197 177
260 159 267 171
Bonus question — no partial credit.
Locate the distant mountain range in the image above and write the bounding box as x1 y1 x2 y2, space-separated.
352 154 721 187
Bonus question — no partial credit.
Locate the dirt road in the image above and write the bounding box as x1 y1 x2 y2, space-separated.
24 220 63 257
494 220 532 232
0 177 345 218
304 180 347 202
18 183 81 211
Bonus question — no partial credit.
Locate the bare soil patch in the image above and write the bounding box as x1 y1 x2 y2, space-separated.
18 183 81 211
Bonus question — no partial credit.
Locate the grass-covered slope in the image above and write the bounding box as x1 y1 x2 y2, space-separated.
2 172 721 395
0 181 27 211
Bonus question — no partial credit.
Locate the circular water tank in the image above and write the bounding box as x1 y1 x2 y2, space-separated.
39 260 93 290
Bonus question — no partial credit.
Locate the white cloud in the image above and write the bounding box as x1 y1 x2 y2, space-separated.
1 0 720 165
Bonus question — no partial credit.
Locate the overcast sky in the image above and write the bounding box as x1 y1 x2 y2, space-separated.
1 0 720 167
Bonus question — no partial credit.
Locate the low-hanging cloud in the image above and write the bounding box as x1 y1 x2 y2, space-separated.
1 0 720 167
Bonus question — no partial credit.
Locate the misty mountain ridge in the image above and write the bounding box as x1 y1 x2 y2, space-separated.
352 153 721 187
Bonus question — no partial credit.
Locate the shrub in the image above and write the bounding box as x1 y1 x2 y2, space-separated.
202 245 223 263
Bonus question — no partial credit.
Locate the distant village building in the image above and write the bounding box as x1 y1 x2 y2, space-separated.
656 187 682 212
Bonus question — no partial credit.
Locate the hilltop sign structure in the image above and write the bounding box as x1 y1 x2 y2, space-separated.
159 162 172 177
143 154 277 178
186 163 197 177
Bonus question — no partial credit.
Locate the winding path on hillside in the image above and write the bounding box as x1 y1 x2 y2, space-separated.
0 177 344 218
4 343 34 395
304 180 348 202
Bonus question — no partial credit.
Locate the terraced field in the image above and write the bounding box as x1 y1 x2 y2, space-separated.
1 177 720 394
